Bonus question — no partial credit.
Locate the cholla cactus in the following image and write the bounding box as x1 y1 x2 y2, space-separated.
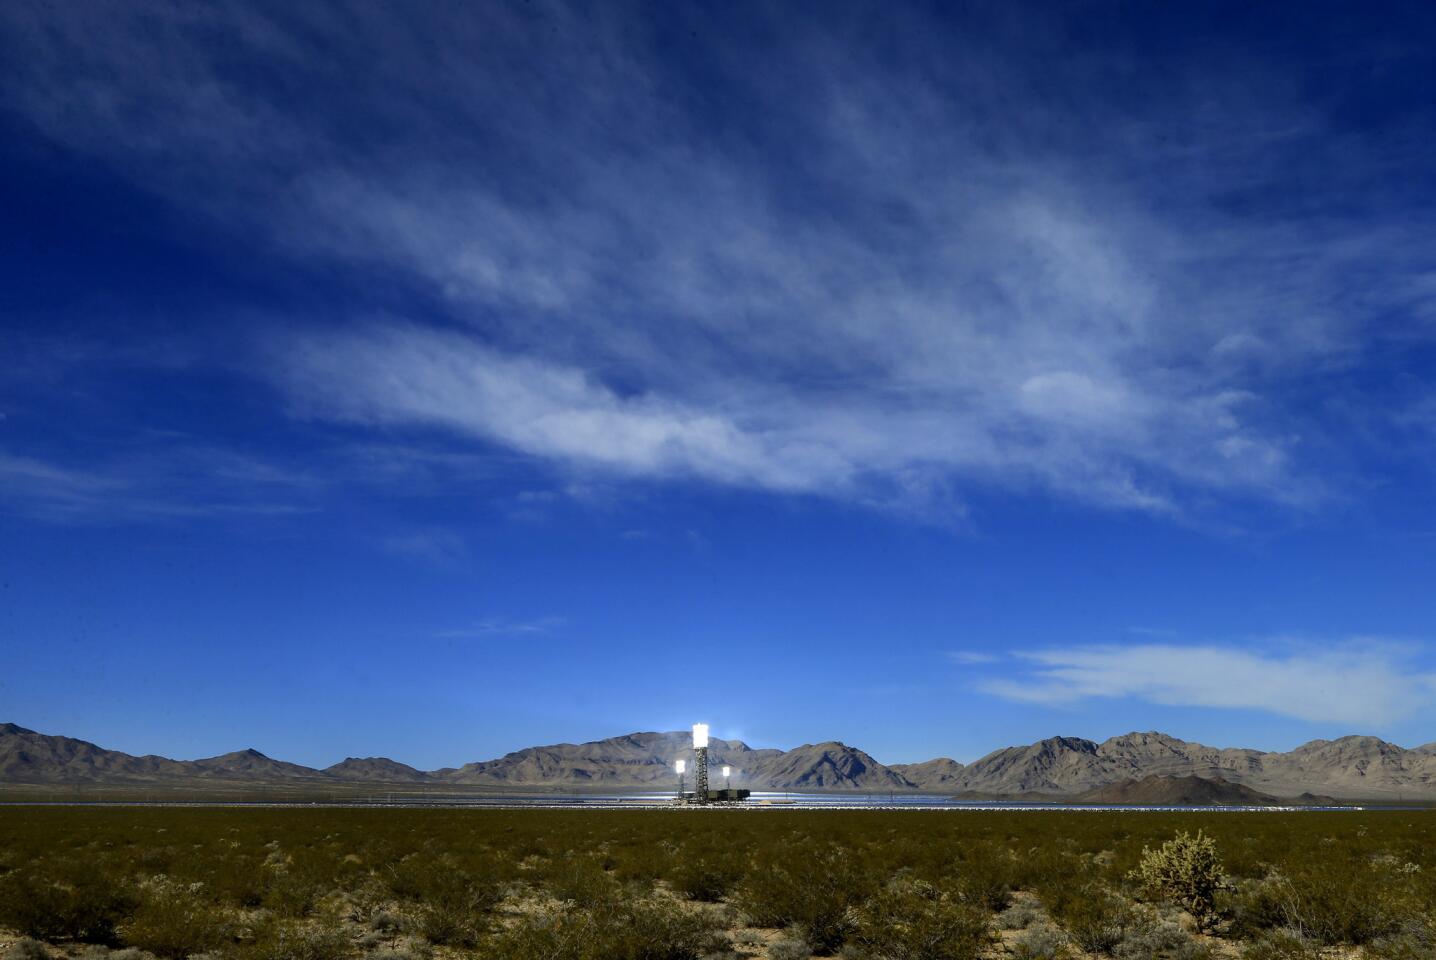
1129 830 1228 931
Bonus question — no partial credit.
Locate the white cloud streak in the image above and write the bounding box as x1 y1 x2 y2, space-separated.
3 4 1433 519
947 651 1001 665
435 617 566 640
982 642 1436 726
0 446 316 522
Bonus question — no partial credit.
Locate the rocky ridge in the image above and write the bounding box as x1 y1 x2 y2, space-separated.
4 722 1436 798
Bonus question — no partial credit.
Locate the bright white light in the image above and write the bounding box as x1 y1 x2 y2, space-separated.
692 723 709 749
675 759 686 774
722 766 731 777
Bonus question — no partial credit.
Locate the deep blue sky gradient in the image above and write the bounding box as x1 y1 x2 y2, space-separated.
4 2 1436 768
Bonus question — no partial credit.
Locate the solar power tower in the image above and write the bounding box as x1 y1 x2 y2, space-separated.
692 723 710 803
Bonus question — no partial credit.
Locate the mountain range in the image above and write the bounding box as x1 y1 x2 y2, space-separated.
4 722 1436 799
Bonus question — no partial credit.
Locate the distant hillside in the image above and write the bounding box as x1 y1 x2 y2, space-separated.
442 732 914 790
0 724 333 783
324 758 432 782
889 758 966 789
0 724 905 791
1076 774 1278 805
5 722 1436 798
946 730 1436 799
445 731 783 787
750 742 910 790
0 723 192 782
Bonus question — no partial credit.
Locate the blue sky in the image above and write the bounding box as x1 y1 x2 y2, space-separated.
4 1 1436 769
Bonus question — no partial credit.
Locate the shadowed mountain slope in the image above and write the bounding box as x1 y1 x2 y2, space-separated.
1075 774 1278 805
0 723 192 783
324 757 432 782
889 758 966 790
0 724 327 783
746 741 912 790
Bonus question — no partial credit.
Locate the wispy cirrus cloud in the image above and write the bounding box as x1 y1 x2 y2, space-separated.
379 528 468 566
0 445 317 523
946 650 1001 665
435 617 567 640
981 641 1436 726
3 4 1435 521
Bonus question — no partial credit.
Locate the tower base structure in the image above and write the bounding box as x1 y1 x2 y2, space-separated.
677 788 751 804
694 745 709 802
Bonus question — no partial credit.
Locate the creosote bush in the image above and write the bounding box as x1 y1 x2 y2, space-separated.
0 864 136 945
232 913 352 960
485 899 723 960
1 806 1435 960
117 876 230 959
997 901 1042 930
4 941 52 960
951 846 1016 912
668 851 744 902
1010 924 1071 960
847 878 990 960
1239 928 1323 960
1043 882 1134 955
537 853 623 907
1367 929 1436 960
1112 919 1215 960
736 843 872 953
766 940 811 960
1276 859 1409 945
1130 830 1227 932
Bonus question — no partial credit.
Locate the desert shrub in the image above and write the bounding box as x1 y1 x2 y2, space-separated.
0 864 137 945
668 852 744 902
261 870 325 918
4 941 52 960
1130 831 1227 932
847 878 990 960
1111 919 1214 960
345 878 390 926
1227 876 1290 937
3 806 1436 960
118 876 230 959
538 853 623 906
1228 861 1414 947
1010 925 1070 960
735 844 872 953
997 901 1043 930
767 941 811 960
1281 862 1408 945
1046 883 1134 956
232 914 352 960
382 855 502 945
75 949 152 960
1367 926 1436 960
951 847 1015 912
484 899 723 960
410 870 501 946
206 856 268 909
364 941 431 960
1239 929 1323 960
